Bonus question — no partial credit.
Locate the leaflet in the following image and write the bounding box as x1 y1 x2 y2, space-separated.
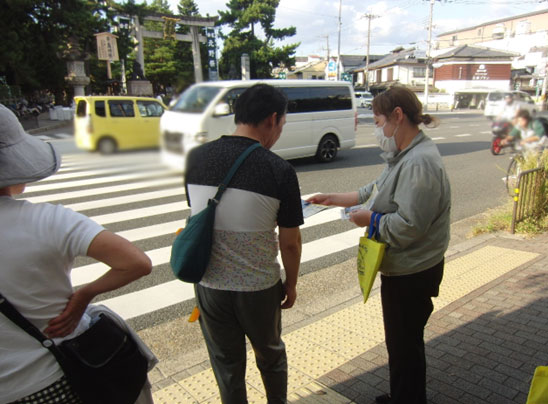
340 204 366 220
301 200 329 218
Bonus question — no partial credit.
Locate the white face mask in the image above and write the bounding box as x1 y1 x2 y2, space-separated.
374 123 399 153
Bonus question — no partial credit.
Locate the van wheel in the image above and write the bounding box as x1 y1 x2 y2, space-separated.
98 138 117 154
316 135 338 162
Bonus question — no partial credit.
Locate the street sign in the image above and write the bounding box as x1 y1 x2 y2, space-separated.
278 72 286 80
341 72 352 82
95 32 119 61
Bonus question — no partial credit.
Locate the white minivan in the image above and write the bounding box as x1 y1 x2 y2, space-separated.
160 80 357 169
484 90 537 119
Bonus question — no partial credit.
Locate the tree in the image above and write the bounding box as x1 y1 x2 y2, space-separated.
217 0 298 79
0 0 110 103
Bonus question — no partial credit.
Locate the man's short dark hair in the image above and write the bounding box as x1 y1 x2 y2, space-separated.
234 83 287 126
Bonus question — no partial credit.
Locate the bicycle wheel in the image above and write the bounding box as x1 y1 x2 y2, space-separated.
506 158 520 196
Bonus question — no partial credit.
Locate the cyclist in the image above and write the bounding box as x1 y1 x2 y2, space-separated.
502 109 547 151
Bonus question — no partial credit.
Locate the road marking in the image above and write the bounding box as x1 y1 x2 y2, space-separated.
353 144 377 149
73 226 364 318
456 134 472 137
65 187 185 212
480 131 491 134
431 137 446 141
24 177 182 203
90 201 187 225
46 162 164 181
26 168 172 192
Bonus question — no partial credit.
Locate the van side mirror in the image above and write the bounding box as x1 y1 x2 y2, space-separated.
213 103 231 116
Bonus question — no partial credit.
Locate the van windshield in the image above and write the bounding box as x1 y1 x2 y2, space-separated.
488 92 512 101
171 86 221 113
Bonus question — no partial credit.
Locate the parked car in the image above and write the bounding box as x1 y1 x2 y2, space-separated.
354 90 373 109
74 96 166 154
160 80 357 168
484 90 537 120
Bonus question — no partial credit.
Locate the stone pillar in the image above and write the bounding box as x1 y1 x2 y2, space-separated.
65 60 90 96
190 26 203 83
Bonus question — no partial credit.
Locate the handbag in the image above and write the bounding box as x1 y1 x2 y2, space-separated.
527 366 548 404
170 142 261 283
357 211 386 303
0 293 147 404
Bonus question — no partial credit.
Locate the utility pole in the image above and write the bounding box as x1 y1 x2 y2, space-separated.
336 0 342 81
364 13 378 90
321 35 330 61
424 0 435 111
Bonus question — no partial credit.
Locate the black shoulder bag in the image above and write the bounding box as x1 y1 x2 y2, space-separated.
0 293 147 404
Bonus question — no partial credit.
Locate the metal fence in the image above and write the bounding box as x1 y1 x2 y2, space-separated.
511 167 547 233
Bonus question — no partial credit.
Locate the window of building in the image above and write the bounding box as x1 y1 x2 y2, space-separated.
413 67 425 78
387 68 394 82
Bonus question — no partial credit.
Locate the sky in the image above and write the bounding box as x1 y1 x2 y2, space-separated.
166 0 548 57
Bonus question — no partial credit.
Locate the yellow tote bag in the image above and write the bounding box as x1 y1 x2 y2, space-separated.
357 212 385 303
527 366 548 404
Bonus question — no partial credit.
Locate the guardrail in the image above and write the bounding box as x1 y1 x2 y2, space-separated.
511 167 547 234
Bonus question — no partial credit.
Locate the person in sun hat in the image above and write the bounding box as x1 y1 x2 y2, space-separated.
0 104 154 404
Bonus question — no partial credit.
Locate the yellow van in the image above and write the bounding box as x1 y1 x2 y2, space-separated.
74 96 166 153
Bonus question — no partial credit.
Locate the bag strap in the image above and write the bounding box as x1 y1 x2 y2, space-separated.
212 142 261 203
367 212 383 240
0 293 65 360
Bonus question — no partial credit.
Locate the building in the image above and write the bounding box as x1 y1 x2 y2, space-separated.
433 45 516 108
351 54 384 87
436 8 548 50
435 9 548 97
287 60 327 80
366 47 432 93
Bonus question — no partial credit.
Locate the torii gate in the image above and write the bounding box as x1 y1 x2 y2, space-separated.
133 15 218 83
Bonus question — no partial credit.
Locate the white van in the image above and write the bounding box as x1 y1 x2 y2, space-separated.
160 80 357 169
484 90 537 119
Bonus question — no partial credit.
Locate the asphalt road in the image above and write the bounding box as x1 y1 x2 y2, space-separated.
32 111 512 331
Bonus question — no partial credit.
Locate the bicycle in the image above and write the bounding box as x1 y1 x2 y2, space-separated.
505 144 547 196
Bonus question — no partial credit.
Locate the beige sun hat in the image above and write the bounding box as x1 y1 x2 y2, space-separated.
0 103 61 188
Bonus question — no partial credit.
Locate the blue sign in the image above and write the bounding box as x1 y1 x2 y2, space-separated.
328 61 337 72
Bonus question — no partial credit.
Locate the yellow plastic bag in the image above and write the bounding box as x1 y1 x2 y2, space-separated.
357 212 385 303
527 366 548 404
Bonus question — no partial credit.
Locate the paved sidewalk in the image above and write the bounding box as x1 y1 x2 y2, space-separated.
22 111 72 134
148 230 548 404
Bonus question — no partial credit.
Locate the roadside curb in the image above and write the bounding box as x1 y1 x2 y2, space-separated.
27 120 72 135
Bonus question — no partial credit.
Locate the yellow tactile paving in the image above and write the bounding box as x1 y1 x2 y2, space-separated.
288 382 356 403
153 246 539 403
153 383 198 404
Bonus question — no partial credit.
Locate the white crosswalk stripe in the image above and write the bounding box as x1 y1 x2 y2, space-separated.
22 152 365 322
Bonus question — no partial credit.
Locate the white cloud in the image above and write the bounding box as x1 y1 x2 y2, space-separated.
164 0 545 57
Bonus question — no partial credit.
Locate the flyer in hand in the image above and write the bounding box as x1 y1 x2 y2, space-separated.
301 200 329 218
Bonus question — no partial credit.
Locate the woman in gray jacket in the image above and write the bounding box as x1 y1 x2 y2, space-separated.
308 87 451 404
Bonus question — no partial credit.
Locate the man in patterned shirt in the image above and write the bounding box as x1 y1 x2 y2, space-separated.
184 83 303 404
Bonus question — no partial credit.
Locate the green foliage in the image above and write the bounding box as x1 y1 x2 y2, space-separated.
0 0 110 103
218 0 298 79
0 0 207 101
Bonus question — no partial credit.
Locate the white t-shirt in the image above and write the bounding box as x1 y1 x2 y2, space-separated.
0 197 104 403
